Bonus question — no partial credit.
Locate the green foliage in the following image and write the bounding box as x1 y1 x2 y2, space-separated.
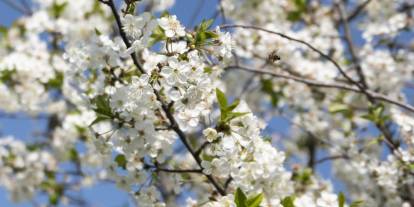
46 72 63 89
246 193 264 207
280 196 296 207
261 78 283 107
215 89 249 131
234 188 247 207
124 0 140 15
287 0 307 22
350 200 364 207
149 26 166 46
292 168 312 185
90 94 113 126
115 154 127 169
338 192 364 207
41 179 63 205
338 192 346 207
68 148 79 161
94 28 102 36
361 103 390 125
0 25 8 38
203 66 213 74
50 2 68 18
234 188 264 207
0 69 15 84
193 19 218 47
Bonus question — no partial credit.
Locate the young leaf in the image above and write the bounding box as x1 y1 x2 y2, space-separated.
216 88 228 110
89 114 111 126
198 19 214 32
234 188 247 207
350 200 364 207
246 193 264 207
338 192 345 207
115 154 127 169
92 95 112 117
223 112 250 123
281 196 295 207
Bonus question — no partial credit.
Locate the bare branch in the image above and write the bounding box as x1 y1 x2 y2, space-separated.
225 65 414 113
219 24 364 89
347 0 372 22
99 0 226 195
336 2 368 89
314 154 349 165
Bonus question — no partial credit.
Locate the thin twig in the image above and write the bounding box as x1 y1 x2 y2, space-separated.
220 24 370 94
99 0 226 195
315 155 349 165
336 2 368 89
225 65 414 113
346 0 372 22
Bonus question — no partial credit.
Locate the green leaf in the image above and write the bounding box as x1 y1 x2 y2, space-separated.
92 94 112 117
223 112 250 123
0 69 15 84
49 193 59 205
149 26 166 46
286 0 306 22
46 72 63 89
51 2 68 18
227 99 240 112
234 188 247 207
198 19 214 32
350 200 364 207
0 25 8 37
260 78 283 107
338 192 345 207
281 196 295 207
204 66 213 74
160 11 170 18
216 88 228 110
201 153 214 162
69 148 79 161
287 11 302 21
115 154 127 169
246 193 264 207
293 0 306 11
94 28 102 36
89 114 111 126
126 2 136 15
361 103 389 125
329 103 349 114
204 31 219 39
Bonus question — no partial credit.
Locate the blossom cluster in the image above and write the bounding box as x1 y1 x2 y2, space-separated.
0 0 414 206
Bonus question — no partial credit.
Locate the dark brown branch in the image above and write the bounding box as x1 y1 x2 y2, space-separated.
226 65 414 113
336 2 368 89
99 0 226 195
346 0 372 22
195 141 210 157
314 154 349 165
219 24 364 89
99 0 144 73
145 164 203 173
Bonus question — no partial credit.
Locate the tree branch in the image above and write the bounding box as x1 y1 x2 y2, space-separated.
225 65 414 113
336 2 368 89
99 0 226 195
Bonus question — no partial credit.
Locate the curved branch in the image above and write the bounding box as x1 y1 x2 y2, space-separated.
99 0 226 196
219 24 364 89
226 65 414 113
